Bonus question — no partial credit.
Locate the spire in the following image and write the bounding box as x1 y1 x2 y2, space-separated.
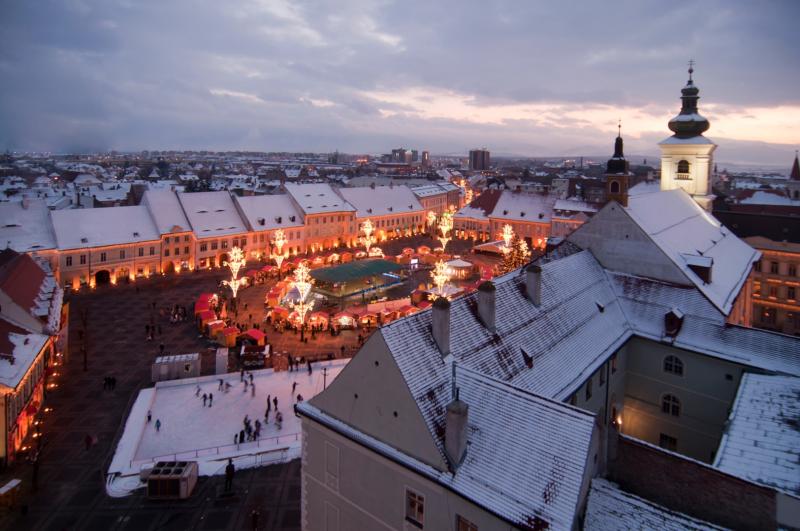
607 124 629 175
791 150 800 181
668 60 710 138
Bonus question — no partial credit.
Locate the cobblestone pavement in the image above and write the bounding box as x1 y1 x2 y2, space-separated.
0 270 306 531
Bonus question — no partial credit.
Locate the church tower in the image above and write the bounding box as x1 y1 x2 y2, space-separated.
659 62 717 211
605 123 631 206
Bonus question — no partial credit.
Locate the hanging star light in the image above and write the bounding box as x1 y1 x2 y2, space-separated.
222 246 247 298
289 261 314 325
430 259 450 300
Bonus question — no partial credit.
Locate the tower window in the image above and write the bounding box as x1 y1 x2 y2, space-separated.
677 160 691 176
610 180 620 194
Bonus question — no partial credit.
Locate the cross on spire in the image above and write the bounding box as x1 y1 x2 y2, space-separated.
618 119 622 138
688 59 695 81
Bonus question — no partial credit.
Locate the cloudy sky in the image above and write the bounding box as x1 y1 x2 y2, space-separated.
1 0 798 165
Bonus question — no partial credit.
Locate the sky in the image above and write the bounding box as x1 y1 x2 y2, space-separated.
1 0 798 166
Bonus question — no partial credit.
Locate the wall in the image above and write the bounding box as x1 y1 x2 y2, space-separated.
609 434 775 530
302 419 518 531
750 246 800 336
621 337 745 463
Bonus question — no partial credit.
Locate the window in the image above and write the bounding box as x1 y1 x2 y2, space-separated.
184 247 189 255
149 246 155 255
456 515 478 531
754 260 761 272
770 261 779 274
610 180 620 194
99 252 107 262
659 433 677 451
184 235 189 242
80 254 86 265
119 250 125 259
677 160 690 173
769 286 778 298
200 243 208 252
569 394 577 406
173 236 180 244
611 353 618 374
790 264 797 277
138 247 144 257
232 238 238 247
211 241 218 250
789 287 797 300
661 394 681 417
405 489 425 528
585 376 592 401
599 363 606 385
221 240 228 249
66 256 72 267
760 307 776 325
663 355 683 376
174 248 180 256
164 249 170 257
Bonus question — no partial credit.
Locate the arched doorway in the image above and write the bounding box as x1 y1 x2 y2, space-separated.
164 262 175 274
95 270 111 285
219 253 229 266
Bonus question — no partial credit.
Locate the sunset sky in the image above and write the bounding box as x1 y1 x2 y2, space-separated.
1 0 798 165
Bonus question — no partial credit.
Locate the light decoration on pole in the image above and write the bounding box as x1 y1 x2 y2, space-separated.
272 229 287 270
222 246 247 298
437 211 453 251
427 211 437 227
501 224 514 253
517 237 531 261
289 261 314 326
430 259 450 300
360 219 375 253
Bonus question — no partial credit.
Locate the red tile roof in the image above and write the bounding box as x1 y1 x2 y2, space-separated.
0 249 46 315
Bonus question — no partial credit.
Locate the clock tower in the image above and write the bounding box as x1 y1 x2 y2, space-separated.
659 62 717 211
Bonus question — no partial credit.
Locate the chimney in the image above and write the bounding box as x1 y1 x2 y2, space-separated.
477 281 496 332
445 389 469 468
431 297 450 356
525 264 542 306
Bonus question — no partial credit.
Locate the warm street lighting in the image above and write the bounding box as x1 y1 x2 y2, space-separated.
517 238 531 260
437 212 453 251
430 259 450 300
361 219 375 252
222 276 245 299
501 224 514 253
289 261 314 335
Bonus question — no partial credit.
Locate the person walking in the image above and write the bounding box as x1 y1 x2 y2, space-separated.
240 368 245 382
251 383 255 397
239 429 245 445
225 459 235 492
292 381 297 394
209 392 213 407
147 410 152 423
266 395 271 411
307 359 312 374
249 373 253 384
273 396 278 409
202 393 208 407
155 419 161 432
196 385 201 397
243 380 248 392
218 379 223 391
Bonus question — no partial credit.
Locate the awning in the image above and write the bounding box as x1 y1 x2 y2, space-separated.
198 310 216 321
221 327 239 336
244 329 266 341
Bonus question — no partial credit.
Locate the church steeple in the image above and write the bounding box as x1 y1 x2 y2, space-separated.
606 121 630 175
791 151 800 181
668 60 711 139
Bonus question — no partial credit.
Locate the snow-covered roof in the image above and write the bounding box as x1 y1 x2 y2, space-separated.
0 328 48 389
234 194 304 231
177 191 248 238
714 374 800 495
284 183 355 215
585 479 724 530
739 190 800 207
0 200 57 252
51 206 161 250
141 189 191 235
302 365 596 530
553 198 598 214
338 185 423 218
410 183 456 198
489 190 556 223
623 184 759 315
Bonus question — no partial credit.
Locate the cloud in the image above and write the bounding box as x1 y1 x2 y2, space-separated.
0 0 798 165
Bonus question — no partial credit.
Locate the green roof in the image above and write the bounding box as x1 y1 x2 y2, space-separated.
310 259 401 283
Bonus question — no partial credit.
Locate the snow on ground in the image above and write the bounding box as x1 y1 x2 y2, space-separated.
107 359 347 496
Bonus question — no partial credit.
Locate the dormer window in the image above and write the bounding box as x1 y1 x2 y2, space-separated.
133 232 139 237
80 237 88 243
665 308 684 337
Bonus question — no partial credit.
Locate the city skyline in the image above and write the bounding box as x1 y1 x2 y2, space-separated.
1 0 799 165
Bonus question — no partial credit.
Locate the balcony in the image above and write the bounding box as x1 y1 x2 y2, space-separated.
676 172 692 181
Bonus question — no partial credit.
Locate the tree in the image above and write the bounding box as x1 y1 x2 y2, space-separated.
500 235 526 273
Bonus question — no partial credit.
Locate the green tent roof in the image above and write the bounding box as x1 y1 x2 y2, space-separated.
310 259 401 283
